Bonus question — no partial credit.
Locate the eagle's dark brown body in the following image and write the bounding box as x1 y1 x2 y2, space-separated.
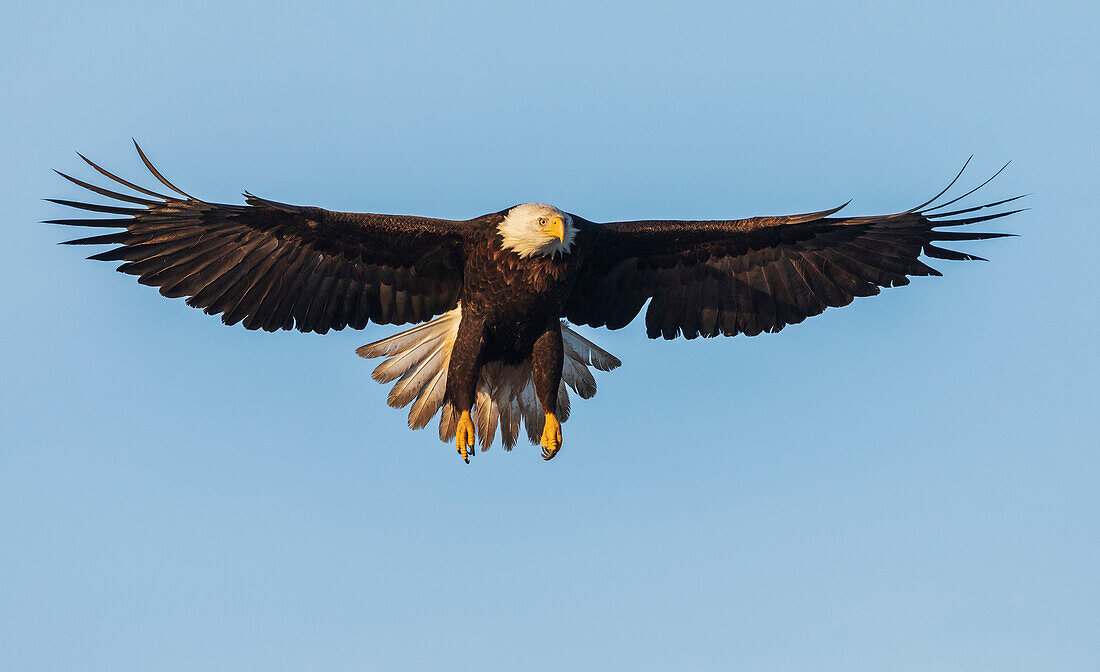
447 213 588 418
47 144 1020 459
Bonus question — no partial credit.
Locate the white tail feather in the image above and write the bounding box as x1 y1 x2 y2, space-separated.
387 341 449 408
370 335 450 383
407 365 448 430
357 304 620 450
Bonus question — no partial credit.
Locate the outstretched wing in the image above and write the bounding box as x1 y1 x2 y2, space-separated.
566 162 1022 339
48 143 468 333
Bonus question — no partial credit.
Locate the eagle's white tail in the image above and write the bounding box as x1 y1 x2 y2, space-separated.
356 305 620 451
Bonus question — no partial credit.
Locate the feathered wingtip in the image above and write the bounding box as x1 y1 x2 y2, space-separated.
831 158 1024 263
45 142 205 247
130 139 195 200
913 159 1024 262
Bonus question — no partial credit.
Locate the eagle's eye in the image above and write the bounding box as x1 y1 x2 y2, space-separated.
537 217 547 227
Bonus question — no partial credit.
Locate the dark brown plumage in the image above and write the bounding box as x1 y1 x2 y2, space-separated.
566 193 1020 339
48 144 1020 460
51 144 466 333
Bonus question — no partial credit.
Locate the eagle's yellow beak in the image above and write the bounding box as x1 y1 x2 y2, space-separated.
545 216 565 243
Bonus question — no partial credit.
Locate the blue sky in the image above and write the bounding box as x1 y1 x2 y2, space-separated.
1 1 1097 670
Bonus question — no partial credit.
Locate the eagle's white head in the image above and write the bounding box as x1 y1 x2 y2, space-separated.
498 203 577 259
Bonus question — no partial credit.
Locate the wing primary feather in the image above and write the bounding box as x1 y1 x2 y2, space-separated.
207 238 283 320
61 232 131 246
80 229 202 262
923 244 986 261
830 244 916 284
133 140 196 200
152 234 250 296
87 246 138 262
46 218 127 228
931 231 1015 241
184 235 267 308
77 152 174 200
53 170 163 206
921 161 1011 214
926 194 1028 220
819 249 891 292
932 209 1026 227
135 231 240 286
903 156 972 214
45 199 145 216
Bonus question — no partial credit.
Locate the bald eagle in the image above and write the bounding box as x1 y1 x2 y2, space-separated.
48 144 1020 461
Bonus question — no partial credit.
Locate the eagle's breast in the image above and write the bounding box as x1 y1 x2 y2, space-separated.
459 228 585 357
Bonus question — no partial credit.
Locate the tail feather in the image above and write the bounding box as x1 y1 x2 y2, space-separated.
439 401 458 442
563 330 622 372
387 341 449 408
474 390 500 452
355 310 463 359
408 365 448 430
499 400 519 450
556 382 571 422
358 304 620 451
370 334 450 383
562 356 598 399
520 380 543 444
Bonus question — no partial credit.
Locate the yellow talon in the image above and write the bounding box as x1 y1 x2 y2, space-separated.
540 412 563 460
456 410 475 463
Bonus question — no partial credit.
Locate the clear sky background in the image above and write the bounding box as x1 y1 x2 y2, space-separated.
1 1 1097 670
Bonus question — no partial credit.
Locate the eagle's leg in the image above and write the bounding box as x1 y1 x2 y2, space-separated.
532 323 565 460
455 410 475 462
446 314 486 463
